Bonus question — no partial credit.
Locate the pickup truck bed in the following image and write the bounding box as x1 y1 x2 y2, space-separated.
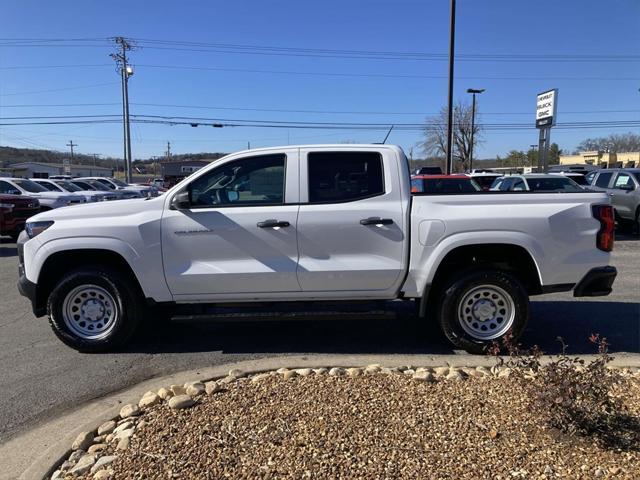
17 144 616 353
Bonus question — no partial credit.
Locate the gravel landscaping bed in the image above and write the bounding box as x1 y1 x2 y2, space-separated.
51 366 640 480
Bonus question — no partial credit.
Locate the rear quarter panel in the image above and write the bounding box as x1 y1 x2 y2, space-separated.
403 192 612 297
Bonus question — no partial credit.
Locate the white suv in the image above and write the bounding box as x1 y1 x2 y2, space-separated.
0 178 83 210
76 177 157 198
31 179 113 203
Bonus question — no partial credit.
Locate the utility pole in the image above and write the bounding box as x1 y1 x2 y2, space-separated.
247 141 251 150
66 140 77 163
110 37 135 183
445 0 456 175
165 141 171 160
466 88 485 173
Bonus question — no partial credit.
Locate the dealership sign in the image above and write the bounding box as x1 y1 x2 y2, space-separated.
535 89 558 128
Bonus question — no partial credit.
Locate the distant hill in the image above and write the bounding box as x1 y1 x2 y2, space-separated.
0 145 228 170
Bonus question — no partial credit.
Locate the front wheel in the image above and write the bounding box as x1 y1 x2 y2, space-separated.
438 269 529 354
47 267 143 352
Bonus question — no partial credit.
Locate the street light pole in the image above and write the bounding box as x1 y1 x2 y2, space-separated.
445 0 456 175
466 88 484 172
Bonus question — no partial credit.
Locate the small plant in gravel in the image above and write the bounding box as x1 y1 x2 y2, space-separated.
488 333 640 451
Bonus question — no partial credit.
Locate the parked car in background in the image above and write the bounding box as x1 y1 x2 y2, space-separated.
589 168 640 233
51 179 119 201
468 172 503 191
413 166 443 175
411 174 481 194
76 177 157 198
0 194 40 240
0 178 83 210
70 179 136 200
31 178 114 203
490 174 584 193
550 172 589 186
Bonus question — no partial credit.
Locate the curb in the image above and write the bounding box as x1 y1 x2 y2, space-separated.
2 352 639 480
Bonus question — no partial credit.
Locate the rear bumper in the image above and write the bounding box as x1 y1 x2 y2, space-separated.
573 266 617 297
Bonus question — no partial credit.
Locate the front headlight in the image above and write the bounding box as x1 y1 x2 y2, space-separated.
26 221 54 239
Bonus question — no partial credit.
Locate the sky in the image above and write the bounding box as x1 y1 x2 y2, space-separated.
0 0 639 161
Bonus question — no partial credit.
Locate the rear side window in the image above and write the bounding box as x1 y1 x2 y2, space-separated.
595 172 613 188
613 173 634 189
308 151 384 203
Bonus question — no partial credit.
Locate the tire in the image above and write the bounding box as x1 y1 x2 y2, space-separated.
47 266 143 352
437 269 529 354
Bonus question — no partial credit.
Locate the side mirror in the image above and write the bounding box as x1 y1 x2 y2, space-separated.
171 191 191 210
9 189 21 195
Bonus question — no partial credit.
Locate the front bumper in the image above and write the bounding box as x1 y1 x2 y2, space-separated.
16 231 45 317
573 266 617 297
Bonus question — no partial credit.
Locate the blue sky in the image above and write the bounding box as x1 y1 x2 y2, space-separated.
0 0 639 160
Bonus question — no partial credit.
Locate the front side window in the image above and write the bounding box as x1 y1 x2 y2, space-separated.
189 154 286 207
594 172 613 188
308 151 384 204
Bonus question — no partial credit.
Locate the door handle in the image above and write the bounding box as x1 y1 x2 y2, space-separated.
360 217 393 226
257 219 290 228
609 193 614 196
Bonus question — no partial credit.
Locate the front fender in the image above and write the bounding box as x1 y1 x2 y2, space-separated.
24 236 172 302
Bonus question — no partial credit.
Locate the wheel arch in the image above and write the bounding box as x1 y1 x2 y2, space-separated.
35 248 145 316
419 242 542 318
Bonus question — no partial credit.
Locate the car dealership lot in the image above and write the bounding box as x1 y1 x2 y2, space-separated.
0 235 638 443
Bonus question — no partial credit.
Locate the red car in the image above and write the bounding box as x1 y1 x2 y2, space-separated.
0 194 41 241
411 174 481 194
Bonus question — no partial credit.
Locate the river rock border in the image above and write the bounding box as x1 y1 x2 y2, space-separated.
49 364 640 480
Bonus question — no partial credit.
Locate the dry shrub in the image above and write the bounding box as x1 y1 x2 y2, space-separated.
488 333 640 451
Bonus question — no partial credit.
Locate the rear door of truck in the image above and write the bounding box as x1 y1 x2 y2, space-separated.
295 147 408 296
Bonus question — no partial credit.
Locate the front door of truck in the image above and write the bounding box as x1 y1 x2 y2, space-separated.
161 150 301 299
295 148 406 295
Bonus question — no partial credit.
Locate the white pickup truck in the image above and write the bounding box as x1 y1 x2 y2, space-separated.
17 145 617 353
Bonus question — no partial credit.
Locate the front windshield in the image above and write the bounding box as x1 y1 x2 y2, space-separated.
88 180 111 191
56 181 82 192
36 181 63 192
13 179 47 193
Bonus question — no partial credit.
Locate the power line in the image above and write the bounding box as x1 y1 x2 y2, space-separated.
0 37 638 62
2 63 637 82
2 103 638 117
0 82 119 97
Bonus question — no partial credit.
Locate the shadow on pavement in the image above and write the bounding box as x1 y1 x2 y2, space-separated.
127 300 640 356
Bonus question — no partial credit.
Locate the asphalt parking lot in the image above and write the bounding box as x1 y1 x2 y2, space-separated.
0 235 638 443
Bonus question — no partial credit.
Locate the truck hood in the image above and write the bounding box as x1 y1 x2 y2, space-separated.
29 196 162 222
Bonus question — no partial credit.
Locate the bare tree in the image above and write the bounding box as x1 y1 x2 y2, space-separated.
574 133 640 154
420 101 483 172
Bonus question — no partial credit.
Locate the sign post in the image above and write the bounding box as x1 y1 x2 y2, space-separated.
535 89 558 173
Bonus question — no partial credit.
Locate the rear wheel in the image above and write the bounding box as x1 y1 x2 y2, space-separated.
438 269 529 354
47 267 143 352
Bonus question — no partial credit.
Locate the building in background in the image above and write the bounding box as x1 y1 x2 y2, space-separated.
161 159 217 187
559 151 639 169
7 162 113 178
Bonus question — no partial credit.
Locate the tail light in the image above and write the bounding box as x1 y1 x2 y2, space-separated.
592 205 614 252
